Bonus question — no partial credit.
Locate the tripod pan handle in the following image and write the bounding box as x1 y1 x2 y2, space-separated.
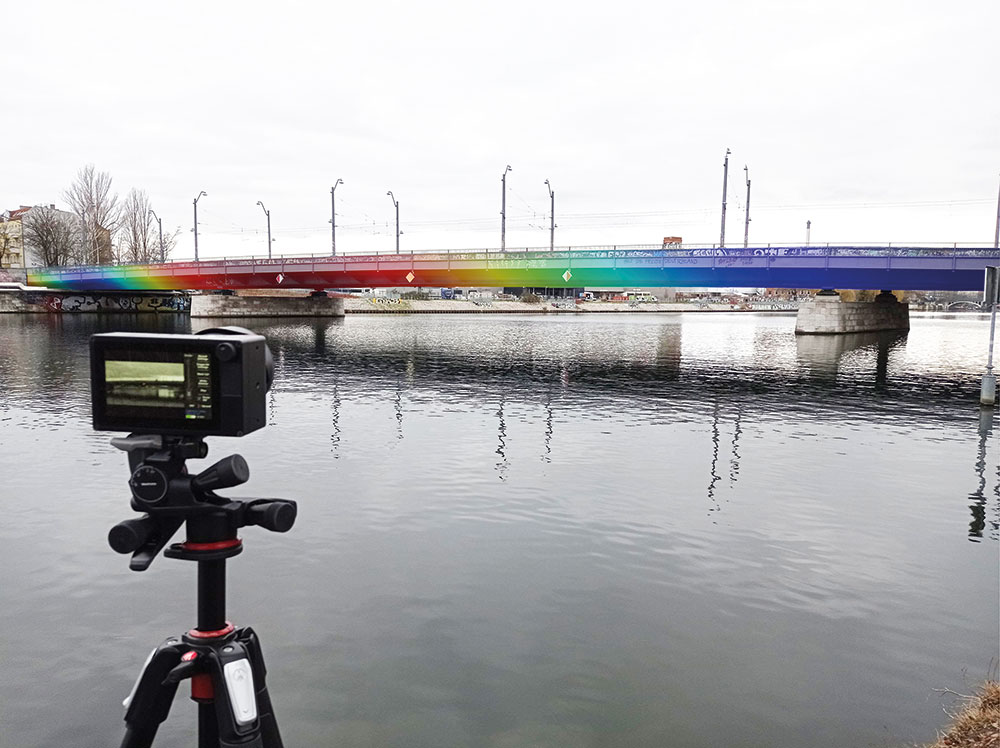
109 516 156 554
192 455 250 494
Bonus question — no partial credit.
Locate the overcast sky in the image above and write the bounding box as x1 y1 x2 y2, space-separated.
4 0 998 260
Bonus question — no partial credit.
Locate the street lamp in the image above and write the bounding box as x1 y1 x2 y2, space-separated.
720 148 730 248
256 200 272 259
743 165 751 248
193 191 207 261
501 165 512 252
544 179 555 251
149 208 164 263
331 179 343 256
994 172 999 250
387 191 400 254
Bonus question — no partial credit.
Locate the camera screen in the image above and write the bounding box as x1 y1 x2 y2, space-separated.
104 351 214 422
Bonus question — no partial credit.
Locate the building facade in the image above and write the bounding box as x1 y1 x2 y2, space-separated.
1 204 84 268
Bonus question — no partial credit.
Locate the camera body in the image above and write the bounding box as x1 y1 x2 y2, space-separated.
91 329 271 437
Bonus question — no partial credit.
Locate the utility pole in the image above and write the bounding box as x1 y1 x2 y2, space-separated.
387 191 399 254
720 148 731 247
501 165 511 252
545 179 555 251
256 201 272 259
743 165 751 248
331 179 343 256
193 191 207 261
150 209 164 263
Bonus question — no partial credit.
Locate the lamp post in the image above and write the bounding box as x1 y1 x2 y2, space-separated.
544 179 555 251
743 165 751 248
720 148 730 248
806 219 812 245
149 209 164 263
256 201 272 259
501 165 511 252
994 172 999 250
193 191 207 261
331 179 343 256
387 191 400 254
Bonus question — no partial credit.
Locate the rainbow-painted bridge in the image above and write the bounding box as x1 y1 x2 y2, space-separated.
25 245 1000 292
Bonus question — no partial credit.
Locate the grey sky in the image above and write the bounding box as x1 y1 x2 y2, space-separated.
4 0 998 260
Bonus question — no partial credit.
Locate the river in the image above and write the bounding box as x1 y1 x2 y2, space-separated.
0 312 996 747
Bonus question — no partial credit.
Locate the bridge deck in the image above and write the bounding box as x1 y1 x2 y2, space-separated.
20 246 1000 292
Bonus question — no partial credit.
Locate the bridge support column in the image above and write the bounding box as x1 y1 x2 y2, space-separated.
190 292 345 317
795 290 909 335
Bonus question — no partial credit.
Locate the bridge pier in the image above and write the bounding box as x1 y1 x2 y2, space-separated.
795 290 909 335
190 292 345 317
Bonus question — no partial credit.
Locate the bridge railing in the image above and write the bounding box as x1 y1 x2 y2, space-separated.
28 242 1000 274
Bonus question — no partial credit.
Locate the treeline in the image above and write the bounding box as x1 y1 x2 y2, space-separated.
20 165 179 266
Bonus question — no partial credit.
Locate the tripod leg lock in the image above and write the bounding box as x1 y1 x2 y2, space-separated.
215 641 259 729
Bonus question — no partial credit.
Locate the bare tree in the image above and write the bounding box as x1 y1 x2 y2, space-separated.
118 190 180 263
0 220 15 267
160 226 181 261
62 164 120 265
22 206 81 267
119 189 157 263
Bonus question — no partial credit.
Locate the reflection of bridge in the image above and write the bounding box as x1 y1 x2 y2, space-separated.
23 245 1000 292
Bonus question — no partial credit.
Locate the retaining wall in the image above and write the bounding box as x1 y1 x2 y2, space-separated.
0 290 190 313
191 294 345 317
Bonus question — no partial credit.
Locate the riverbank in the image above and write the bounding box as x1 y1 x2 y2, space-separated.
925 681 999 747
342 297 799 314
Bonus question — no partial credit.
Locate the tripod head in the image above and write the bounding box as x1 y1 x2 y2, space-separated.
108 433 296 571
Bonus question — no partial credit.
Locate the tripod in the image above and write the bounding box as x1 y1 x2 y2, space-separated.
108 434 297 748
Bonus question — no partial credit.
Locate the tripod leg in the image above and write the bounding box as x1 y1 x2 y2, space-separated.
119 638 185 748
239 628 283 748
200 630 284 748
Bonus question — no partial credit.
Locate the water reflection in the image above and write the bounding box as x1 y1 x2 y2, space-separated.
706 403 744 514
970 408 998 542
795 330 907 384
495 395 508 481
0 313 996 748
542 389 553 463
330 383 342 457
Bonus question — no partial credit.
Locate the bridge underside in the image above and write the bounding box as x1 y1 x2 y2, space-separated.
25 247 1000 293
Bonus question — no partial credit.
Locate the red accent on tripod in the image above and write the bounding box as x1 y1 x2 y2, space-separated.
188 622 236 639
191 673 214 702
180 538 242 552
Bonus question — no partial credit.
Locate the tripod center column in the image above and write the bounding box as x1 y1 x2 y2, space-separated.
197 559 228 633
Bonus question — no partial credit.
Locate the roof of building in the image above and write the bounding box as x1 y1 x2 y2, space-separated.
4 207 33 221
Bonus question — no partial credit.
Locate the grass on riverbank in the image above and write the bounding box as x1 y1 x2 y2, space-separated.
924 681 999 747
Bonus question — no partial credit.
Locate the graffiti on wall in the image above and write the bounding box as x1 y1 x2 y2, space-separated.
19 292 191 313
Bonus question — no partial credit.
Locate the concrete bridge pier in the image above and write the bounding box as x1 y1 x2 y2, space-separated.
795 290 909 335
190 291 345 318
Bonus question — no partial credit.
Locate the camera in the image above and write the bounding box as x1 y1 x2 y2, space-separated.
90 327 274 437
97 327 295 744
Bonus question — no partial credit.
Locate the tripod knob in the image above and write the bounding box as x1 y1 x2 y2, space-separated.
109 516 155 554
192 455 250 494
245 500 297 533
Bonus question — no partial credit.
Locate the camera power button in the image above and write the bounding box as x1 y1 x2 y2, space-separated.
215 342 238 362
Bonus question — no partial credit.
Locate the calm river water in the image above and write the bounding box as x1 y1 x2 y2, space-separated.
0 312 997 748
